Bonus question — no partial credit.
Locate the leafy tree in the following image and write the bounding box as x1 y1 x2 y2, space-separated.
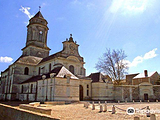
96 49 128 85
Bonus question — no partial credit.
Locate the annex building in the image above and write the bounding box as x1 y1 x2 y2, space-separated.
0 11 160 102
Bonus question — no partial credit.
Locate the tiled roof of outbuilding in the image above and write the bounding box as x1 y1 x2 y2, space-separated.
87 72 108 83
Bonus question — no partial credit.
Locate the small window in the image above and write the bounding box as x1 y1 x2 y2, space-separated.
24 67 29 75
87 84 89 88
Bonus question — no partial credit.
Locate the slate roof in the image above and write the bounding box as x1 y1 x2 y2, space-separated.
39 52 61 64
87 72 107 83
33 11 44 19
20 66 78 84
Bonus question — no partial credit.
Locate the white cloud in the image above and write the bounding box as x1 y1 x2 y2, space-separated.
0 57 13 63
143 48 157 59
19 6 33 19
127 48 158 67
109 0 149 15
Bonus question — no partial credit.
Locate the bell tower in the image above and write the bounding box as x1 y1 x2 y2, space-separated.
22 10 50 58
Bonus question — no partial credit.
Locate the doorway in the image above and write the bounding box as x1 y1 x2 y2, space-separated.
144 93 148 100
79 85 83 101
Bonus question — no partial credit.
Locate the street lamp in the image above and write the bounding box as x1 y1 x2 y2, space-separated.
42 75 47 101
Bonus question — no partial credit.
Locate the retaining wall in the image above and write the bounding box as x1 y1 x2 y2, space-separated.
0 103 59 120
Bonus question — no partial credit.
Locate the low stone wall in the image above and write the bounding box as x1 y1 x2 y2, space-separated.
44 101 65 105
0 103 59 120
19 104 52 115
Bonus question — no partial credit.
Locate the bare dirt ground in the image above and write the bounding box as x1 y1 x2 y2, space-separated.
1 101 160 120
49 102 160 120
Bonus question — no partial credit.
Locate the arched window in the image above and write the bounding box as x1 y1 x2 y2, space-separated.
69 65 74 74
24 67 29 75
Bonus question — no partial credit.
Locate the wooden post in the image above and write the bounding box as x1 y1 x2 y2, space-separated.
86 102 89 109
146 106 150 117
112 105 116 114
84 103 86 107
99 104 103 112
103 104 107 112
98 101 100 105
92 103 95 110
150 114 156 120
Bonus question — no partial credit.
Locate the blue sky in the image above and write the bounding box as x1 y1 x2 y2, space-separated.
0 0 160 75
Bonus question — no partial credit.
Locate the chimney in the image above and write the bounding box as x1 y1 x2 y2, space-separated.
144 70 148 77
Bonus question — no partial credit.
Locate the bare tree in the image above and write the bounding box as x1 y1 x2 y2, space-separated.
96 49 128 85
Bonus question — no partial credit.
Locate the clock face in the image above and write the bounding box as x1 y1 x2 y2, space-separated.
69 44 75 54
69 44 75 50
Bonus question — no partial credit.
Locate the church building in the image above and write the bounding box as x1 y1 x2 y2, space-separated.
0 10 160 102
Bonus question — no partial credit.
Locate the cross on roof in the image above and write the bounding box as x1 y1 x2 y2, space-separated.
39 6 41 11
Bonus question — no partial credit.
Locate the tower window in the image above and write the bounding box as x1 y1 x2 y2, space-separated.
87 84 89 88
39 31 43 41
39 31 43 34
69 65 74 74
24 67 29 75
